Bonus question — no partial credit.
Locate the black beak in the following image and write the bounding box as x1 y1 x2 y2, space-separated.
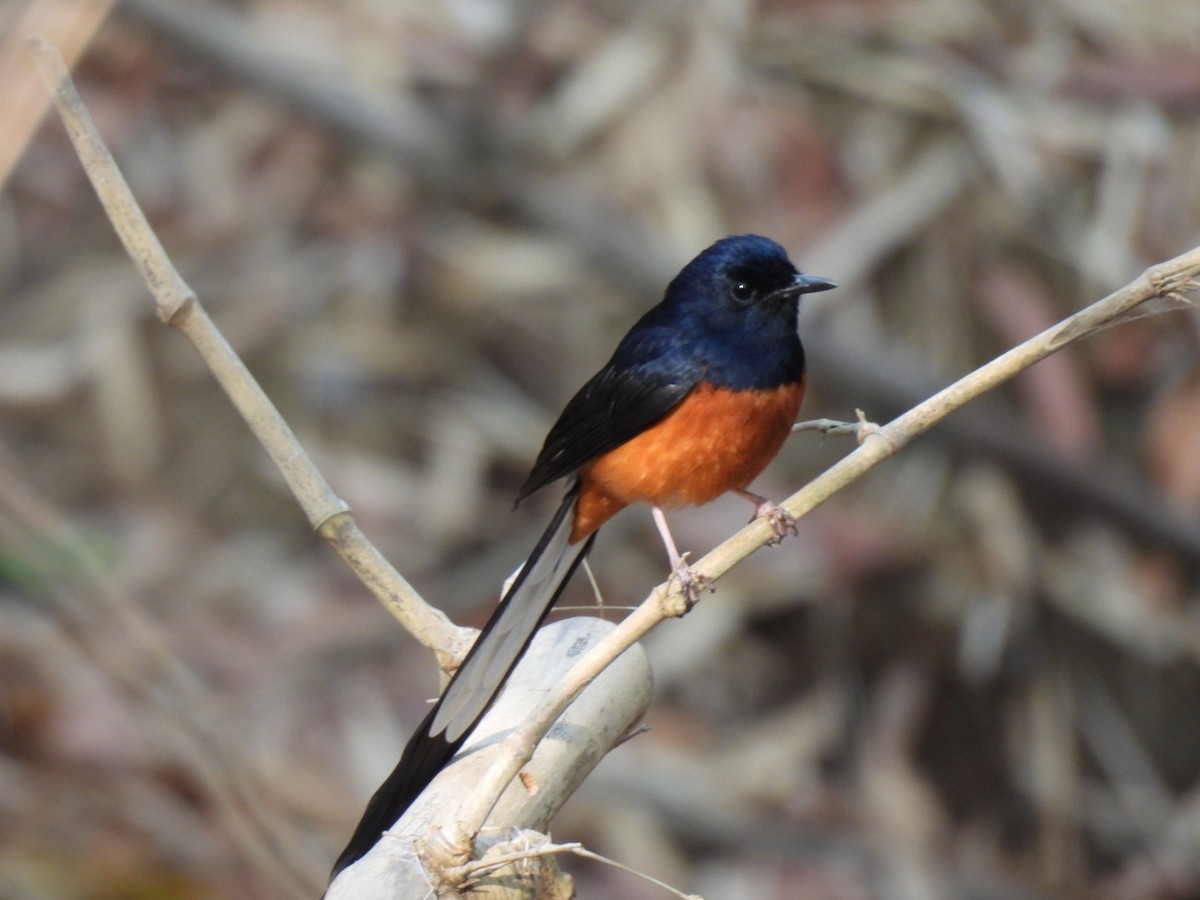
769 272 837 303
791 273 837 295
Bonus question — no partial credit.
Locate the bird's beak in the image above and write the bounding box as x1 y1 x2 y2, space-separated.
768 272 837 303
790 273 837 295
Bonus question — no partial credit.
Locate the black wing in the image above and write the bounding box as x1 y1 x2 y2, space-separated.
516 359 698 504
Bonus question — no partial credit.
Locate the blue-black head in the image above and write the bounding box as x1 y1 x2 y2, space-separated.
609 235 836 389
617 235 836 390
665 235 836 325
659 234 836 348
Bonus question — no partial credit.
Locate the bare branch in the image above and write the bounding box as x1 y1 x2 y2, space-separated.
326 618 652 899
29 38 470 662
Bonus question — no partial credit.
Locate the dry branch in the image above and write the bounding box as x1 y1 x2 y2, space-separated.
29 37 471 667
326 618 652 899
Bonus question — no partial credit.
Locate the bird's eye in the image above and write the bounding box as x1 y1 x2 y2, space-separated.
730 282 754 303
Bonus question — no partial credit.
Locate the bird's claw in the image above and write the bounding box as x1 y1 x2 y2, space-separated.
668 555 713 613
751 500 798 545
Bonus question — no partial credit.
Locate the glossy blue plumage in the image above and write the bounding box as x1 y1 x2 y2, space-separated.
611 235 807 390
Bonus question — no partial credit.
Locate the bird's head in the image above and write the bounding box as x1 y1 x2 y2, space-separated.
666 235 836 325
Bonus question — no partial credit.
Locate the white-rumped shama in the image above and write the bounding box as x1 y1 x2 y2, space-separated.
331 234 836 878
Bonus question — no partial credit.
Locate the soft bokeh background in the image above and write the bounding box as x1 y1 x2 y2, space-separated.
3 0 1200 897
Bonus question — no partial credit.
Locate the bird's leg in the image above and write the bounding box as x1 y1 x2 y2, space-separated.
651 505 711 610
735 489 798 545
581 557 606 616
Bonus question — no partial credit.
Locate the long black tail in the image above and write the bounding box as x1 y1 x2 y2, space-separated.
330 481 594 879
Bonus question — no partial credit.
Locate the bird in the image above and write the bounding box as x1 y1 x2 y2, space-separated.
330 234 836 879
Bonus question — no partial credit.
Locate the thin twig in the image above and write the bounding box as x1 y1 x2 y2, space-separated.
29 37 471 666
581 556 607 616
450 838 702 900
569 846 703 900
454 840 583 887
791 417 860 436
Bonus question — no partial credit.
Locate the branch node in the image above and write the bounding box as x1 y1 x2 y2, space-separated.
450 831 575 897
160 289 198 327
420 821 473 888
312 504 354 536
655 582 692 619
854 408 897 453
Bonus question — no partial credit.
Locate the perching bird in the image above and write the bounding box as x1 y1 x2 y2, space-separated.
331 234 836 878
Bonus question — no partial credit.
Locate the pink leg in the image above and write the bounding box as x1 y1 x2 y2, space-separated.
651 505 711 609
735 490 798 545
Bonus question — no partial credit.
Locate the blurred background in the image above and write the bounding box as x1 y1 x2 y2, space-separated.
3 0 1200 897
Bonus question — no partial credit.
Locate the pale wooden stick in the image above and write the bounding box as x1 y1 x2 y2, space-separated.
325 617 652 899
29 37 471 665
0 0 114 188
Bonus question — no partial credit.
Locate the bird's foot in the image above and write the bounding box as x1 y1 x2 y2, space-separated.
668 554 713 613
751 499 798 545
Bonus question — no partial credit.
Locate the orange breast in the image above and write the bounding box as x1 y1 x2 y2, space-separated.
570 379 805 542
